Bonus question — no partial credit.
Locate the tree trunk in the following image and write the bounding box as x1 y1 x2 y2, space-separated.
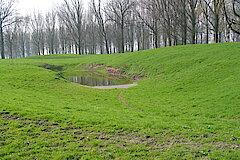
214 13 219 43
0 25 5 59
120 23 124 53
103 32 110 54
181 0 187 45
37 44 41 56
42 44 45 55
78 24 81 55
168 31 172 46
21 38 25 58
51 37 54 54
102 27 110 54
154 32 158 48
182 20 187 45
206 17 209 44
10 42 13 59
191 17 196 44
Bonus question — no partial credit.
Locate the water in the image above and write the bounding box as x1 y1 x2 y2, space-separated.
66 76 119 86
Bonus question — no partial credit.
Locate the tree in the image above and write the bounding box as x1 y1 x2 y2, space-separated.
136 0 160 48
187 0 201 44
179 0 188 45
159 0 175 46
223 0 240 34
83 12 98 54
5 25 15 58
45 11 57 54
91 0 110 54
17 16 30 57
125 10 136 52
0 0 16 59
58 24 68 54
105 0 135 53
58 0 84 55
201 0 210 43
203 0 224 43
1 0 238 59
31 12 45 55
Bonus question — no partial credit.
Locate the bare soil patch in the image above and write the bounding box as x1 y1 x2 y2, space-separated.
87 64 146 81
1 111 238 159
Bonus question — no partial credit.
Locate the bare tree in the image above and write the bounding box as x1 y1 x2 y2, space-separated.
0 0 16 59
125 10 136 52
0 0 237 59
187 0 201 44
17 16 30 57
159 0 175 46
31 12 45 55
46 10 57 54
91 0 110 54
203 0 224 43
201 0 211 43
179 0 188 45
58 0 84 55
58 24 68 53
105 0 135 53
5 25 15 58
223 0 240 34
82 12 98 54
136 0 160 48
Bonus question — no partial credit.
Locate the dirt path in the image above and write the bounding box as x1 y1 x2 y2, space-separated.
80 82 142 112
118 89 144 112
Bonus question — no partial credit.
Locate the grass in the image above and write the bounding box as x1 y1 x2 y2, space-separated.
0 42 239 159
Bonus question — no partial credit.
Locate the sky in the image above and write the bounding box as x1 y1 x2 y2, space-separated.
17 0 90 15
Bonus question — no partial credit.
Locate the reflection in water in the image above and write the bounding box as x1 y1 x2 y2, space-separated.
67 77 119 86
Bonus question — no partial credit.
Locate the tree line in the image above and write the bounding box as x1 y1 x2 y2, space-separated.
0 0 239 59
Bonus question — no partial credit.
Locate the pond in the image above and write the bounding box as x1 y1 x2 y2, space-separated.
66 76 138 89
66 76 119 86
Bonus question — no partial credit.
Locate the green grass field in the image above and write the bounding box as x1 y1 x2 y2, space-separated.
0 43 239 159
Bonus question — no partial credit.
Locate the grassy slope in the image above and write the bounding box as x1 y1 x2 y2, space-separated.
0 43 239 159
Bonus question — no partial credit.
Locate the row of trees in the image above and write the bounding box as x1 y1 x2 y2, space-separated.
0 0 239 59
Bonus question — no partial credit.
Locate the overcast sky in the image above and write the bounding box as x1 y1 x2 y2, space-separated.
17 0 90 15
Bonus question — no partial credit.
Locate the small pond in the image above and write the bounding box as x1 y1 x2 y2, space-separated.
66 76 137 89
66 76 120 86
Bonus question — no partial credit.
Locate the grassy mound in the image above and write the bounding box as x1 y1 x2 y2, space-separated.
0 43 239 159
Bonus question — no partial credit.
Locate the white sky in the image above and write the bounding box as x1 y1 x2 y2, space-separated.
17 0 90 15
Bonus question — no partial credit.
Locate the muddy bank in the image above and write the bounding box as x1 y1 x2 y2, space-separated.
87 64 146 81
40 63 145 81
